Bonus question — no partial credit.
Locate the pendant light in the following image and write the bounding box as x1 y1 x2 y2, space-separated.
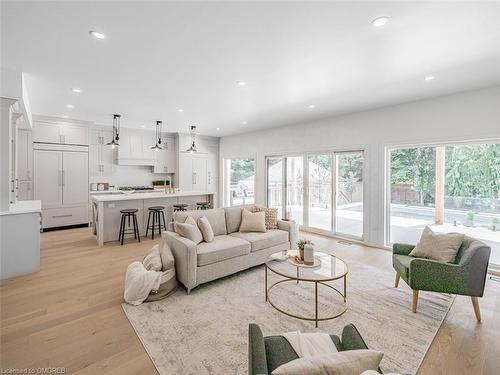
106 114 121 148
151 121 163 152
186 125 198 153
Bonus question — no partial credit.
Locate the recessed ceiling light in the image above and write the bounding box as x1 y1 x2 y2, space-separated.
241 121 247 125
308 104 316 109
372 16 389 27
63 115 69 119
66 104 74 109
177 108 184 113
216 127 220 131
424 76 435 81
141 125 145 128
72 88 81 93
196 132 201 135
236 80 246 86
89 30 105 39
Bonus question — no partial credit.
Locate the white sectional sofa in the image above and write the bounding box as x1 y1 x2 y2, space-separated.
161 205 297 293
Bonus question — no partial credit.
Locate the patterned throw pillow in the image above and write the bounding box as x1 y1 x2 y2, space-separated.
254 206 278 230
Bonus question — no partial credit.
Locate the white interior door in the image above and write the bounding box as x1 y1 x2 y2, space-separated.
34 150 63 208
192 156 207 191
62 151 89 205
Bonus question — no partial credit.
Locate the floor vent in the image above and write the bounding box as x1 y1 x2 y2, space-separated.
338 240 353 245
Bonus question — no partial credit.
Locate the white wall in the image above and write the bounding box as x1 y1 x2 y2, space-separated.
219 86 500 247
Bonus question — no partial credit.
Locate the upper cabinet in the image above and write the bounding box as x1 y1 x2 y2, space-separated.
32 119 89 145
90 128 116 177
117 129 155 166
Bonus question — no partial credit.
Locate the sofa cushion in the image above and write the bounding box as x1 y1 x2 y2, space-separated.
230 229 289 252
239 209 266 233
196 235 251 266
224 205 256 233
174 216 203 244
174 208 227 236
393 254 413 280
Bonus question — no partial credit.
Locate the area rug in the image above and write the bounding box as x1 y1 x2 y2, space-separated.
122 261 454 375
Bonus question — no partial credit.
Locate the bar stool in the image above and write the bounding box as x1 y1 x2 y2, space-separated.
146 206 167 240
118 209 140 245
196 202 211 210
173 204 188 212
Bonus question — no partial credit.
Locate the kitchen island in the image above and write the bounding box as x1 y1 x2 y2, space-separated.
91 191 216 246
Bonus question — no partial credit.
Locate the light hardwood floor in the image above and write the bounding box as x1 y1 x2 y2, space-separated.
1 228 499 374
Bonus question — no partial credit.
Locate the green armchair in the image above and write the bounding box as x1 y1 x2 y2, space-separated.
248 323 378 375
393 235 491 321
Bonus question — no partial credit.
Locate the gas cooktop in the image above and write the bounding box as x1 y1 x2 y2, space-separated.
118 186 154 191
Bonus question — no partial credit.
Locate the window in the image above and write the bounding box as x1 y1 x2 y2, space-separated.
387 143 500 265
224 158 255 207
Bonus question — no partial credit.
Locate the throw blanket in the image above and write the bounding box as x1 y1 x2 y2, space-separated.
124 261 162 306
282 331 338 358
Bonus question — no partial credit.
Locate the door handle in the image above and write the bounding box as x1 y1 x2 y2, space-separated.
62 170 65 186
52 214 72 218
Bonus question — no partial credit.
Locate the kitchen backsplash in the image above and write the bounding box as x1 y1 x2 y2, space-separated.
89 165 170 188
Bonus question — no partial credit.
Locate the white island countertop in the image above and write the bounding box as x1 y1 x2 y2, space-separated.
91 191 216 202
0 200 42 216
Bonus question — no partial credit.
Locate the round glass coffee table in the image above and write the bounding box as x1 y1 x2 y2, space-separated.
265 250 348 327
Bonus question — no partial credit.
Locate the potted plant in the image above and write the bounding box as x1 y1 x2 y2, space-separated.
296 239 313 261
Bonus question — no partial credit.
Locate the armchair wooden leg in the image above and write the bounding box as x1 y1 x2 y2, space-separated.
395 273 400 288
471 296 481 322
412 290 419 313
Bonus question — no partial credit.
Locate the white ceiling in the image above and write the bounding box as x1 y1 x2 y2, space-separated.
2 1 500 136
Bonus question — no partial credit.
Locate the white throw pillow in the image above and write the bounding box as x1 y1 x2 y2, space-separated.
239 208 266 233
197 216 215 242
271 350 383 375
174 216 203 244
143 244 162 271
409 226 464 263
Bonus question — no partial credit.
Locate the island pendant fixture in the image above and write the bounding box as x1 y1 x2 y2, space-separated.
186 125 198 153
106 114 121 148
151 120 163 152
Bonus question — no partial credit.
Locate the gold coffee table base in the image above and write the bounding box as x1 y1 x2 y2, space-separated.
265 264 347 327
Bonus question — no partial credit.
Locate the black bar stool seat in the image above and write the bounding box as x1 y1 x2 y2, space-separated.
118 208 140 245
146 206 167 240
173 204 188 212
196 202 211 210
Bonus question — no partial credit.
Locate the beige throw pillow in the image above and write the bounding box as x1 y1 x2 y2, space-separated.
239 208 266 233
197 216 214 242
174 216 203 244
271 350 384 375
409 226 464 263
254 206 278 229
143 244 162 271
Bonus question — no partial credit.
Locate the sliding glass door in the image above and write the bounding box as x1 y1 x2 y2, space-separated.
308 154 332 231
266 151 364 239
335 152 364 238
286 156 304 226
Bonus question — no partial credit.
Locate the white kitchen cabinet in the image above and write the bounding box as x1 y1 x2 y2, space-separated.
118 130 155 166
179 154 208 191
90 129 115 177
62 152 88 205
34 150 63 208
17 129 33 181
206 151 218 193
34 148 89 228
153 136 176 174
33 121 88 145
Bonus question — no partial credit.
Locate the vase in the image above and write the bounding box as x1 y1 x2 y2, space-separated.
303 243 314 265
